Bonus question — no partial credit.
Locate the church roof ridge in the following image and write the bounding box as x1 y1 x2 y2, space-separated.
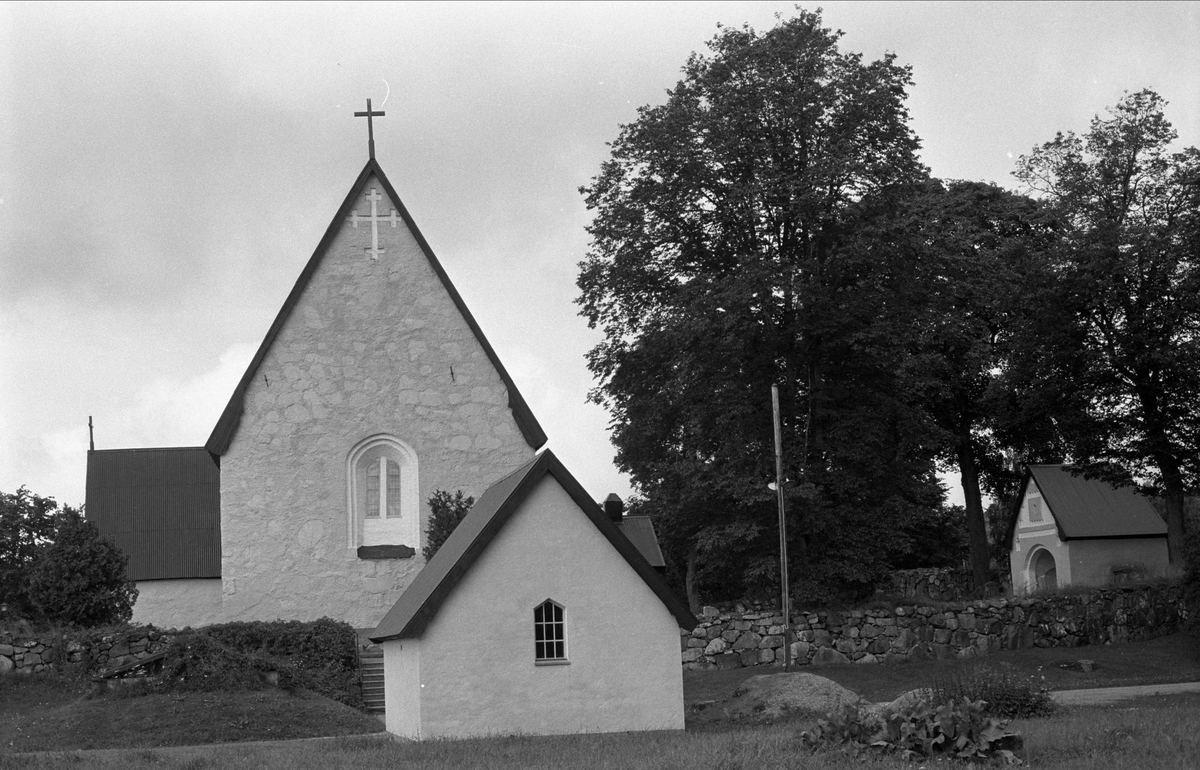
205 157 547 455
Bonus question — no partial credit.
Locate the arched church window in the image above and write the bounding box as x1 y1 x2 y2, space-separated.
347 435 418 552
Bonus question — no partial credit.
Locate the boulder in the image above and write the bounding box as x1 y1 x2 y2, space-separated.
722 672 863 722
811 648 851 665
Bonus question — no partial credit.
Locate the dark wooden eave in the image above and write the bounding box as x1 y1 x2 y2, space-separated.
205 158 547 455
369 449 697 643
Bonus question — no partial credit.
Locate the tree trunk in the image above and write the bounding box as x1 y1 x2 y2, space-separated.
955 431 992 593
685 545 701 614
1156 453 1188 570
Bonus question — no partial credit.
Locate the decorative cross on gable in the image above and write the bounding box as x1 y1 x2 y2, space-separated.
348 187 400 260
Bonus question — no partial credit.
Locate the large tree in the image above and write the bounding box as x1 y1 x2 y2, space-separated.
880 180 1057 588
1015 90 1200 566
578 10 941 606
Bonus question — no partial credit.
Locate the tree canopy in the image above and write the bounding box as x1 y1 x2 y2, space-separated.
1014 90 1200 565
579 10 1199 606
578 10 947 604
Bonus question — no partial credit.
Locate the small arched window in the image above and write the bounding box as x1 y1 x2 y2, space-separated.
347 435 418 550
534 599 567 663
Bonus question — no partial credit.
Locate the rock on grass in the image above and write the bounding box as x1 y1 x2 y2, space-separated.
721 673 863 722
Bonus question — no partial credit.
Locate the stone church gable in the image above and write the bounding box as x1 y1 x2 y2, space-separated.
214 158 544 628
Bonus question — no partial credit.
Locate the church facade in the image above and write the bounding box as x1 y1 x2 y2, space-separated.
88 158 546 630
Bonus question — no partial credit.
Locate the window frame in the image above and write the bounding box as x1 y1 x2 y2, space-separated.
534 599 568 665
346 434 419 550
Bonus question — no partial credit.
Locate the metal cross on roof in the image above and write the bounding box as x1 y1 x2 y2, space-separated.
354 98 385 160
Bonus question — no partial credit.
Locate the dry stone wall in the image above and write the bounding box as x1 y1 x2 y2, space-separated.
0 628 172 676
681 584 1185 670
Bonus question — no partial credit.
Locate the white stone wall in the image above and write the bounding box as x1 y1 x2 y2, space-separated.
131 579 223 628
1010 480 1071 593
221 175 535 629
408 475 685 739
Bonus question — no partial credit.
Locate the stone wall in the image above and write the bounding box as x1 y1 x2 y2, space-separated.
0 628 172 676
888 567 975 603
681 583 1185 670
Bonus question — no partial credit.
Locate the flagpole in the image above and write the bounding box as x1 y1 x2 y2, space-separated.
772 384 792 672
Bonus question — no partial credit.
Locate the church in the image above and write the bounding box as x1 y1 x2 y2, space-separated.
85 105 666 633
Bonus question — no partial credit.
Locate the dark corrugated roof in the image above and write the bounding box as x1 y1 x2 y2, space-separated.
1017 465 1167 541
85 447 221 580
205 157 546 456
370 450 696 643
616 515 665 568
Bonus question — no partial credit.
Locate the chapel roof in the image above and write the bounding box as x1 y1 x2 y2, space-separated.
1007 464 1167 545
85 447 221 581
369 449 697 643
205 157 547 455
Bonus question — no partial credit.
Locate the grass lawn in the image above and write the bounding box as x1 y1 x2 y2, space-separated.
0 675 382 753
3 698 1199 769
1 632 1197 767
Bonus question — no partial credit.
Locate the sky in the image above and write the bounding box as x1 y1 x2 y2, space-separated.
2 1 1198 510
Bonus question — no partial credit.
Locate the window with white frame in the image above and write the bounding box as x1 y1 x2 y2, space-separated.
534 599 567 663
347 435 419 549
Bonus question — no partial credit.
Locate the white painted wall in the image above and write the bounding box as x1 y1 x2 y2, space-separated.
1069 538 1171 586
219 175 535 629
131 579 223 628
1009 479 1071 594
382 637 422 738
407 474 685 739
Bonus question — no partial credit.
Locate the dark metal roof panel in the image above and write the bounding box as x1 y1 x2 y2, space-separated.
370 450 696 643
615 516 666 568
205 158 547 456
85 447 221 580
1028 464 1167 540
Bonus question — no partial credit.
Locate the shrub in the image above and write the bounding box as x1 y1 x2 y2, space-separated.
423 490 474 561
932 664 1055 719
24 508 138 627
196 618 363 708
0 487 60 619
801 698 1023 764
157 632 279 693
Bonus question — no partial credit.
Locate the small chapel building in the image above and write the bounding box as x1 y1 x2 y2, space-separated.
1007 464 1170 593
370 449 697 739
87 150 549 630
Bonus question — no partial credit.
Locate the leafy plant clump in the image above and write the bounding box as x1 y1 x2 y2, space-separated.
801 698 1024 764
933 664 1055 719
423 489 475 561
102 619 365 710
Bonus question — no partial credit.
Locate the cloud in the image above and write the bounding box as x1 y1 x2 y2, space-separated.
0 343 254 508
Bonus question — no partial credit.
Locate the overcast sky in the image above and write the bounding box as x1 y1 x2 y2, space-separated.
2 1 1198 510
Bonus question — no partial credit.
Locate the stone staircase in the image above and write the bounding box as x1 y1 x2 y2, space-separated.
359 646 385 714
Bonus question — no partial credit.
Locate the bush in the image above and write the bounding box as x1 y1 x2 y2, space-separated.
129 619 365 708
801 698 1024 764
0 487 59 619
423 489 474 561
157 632 281 693
932 664 1055 719
24 508 138 627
